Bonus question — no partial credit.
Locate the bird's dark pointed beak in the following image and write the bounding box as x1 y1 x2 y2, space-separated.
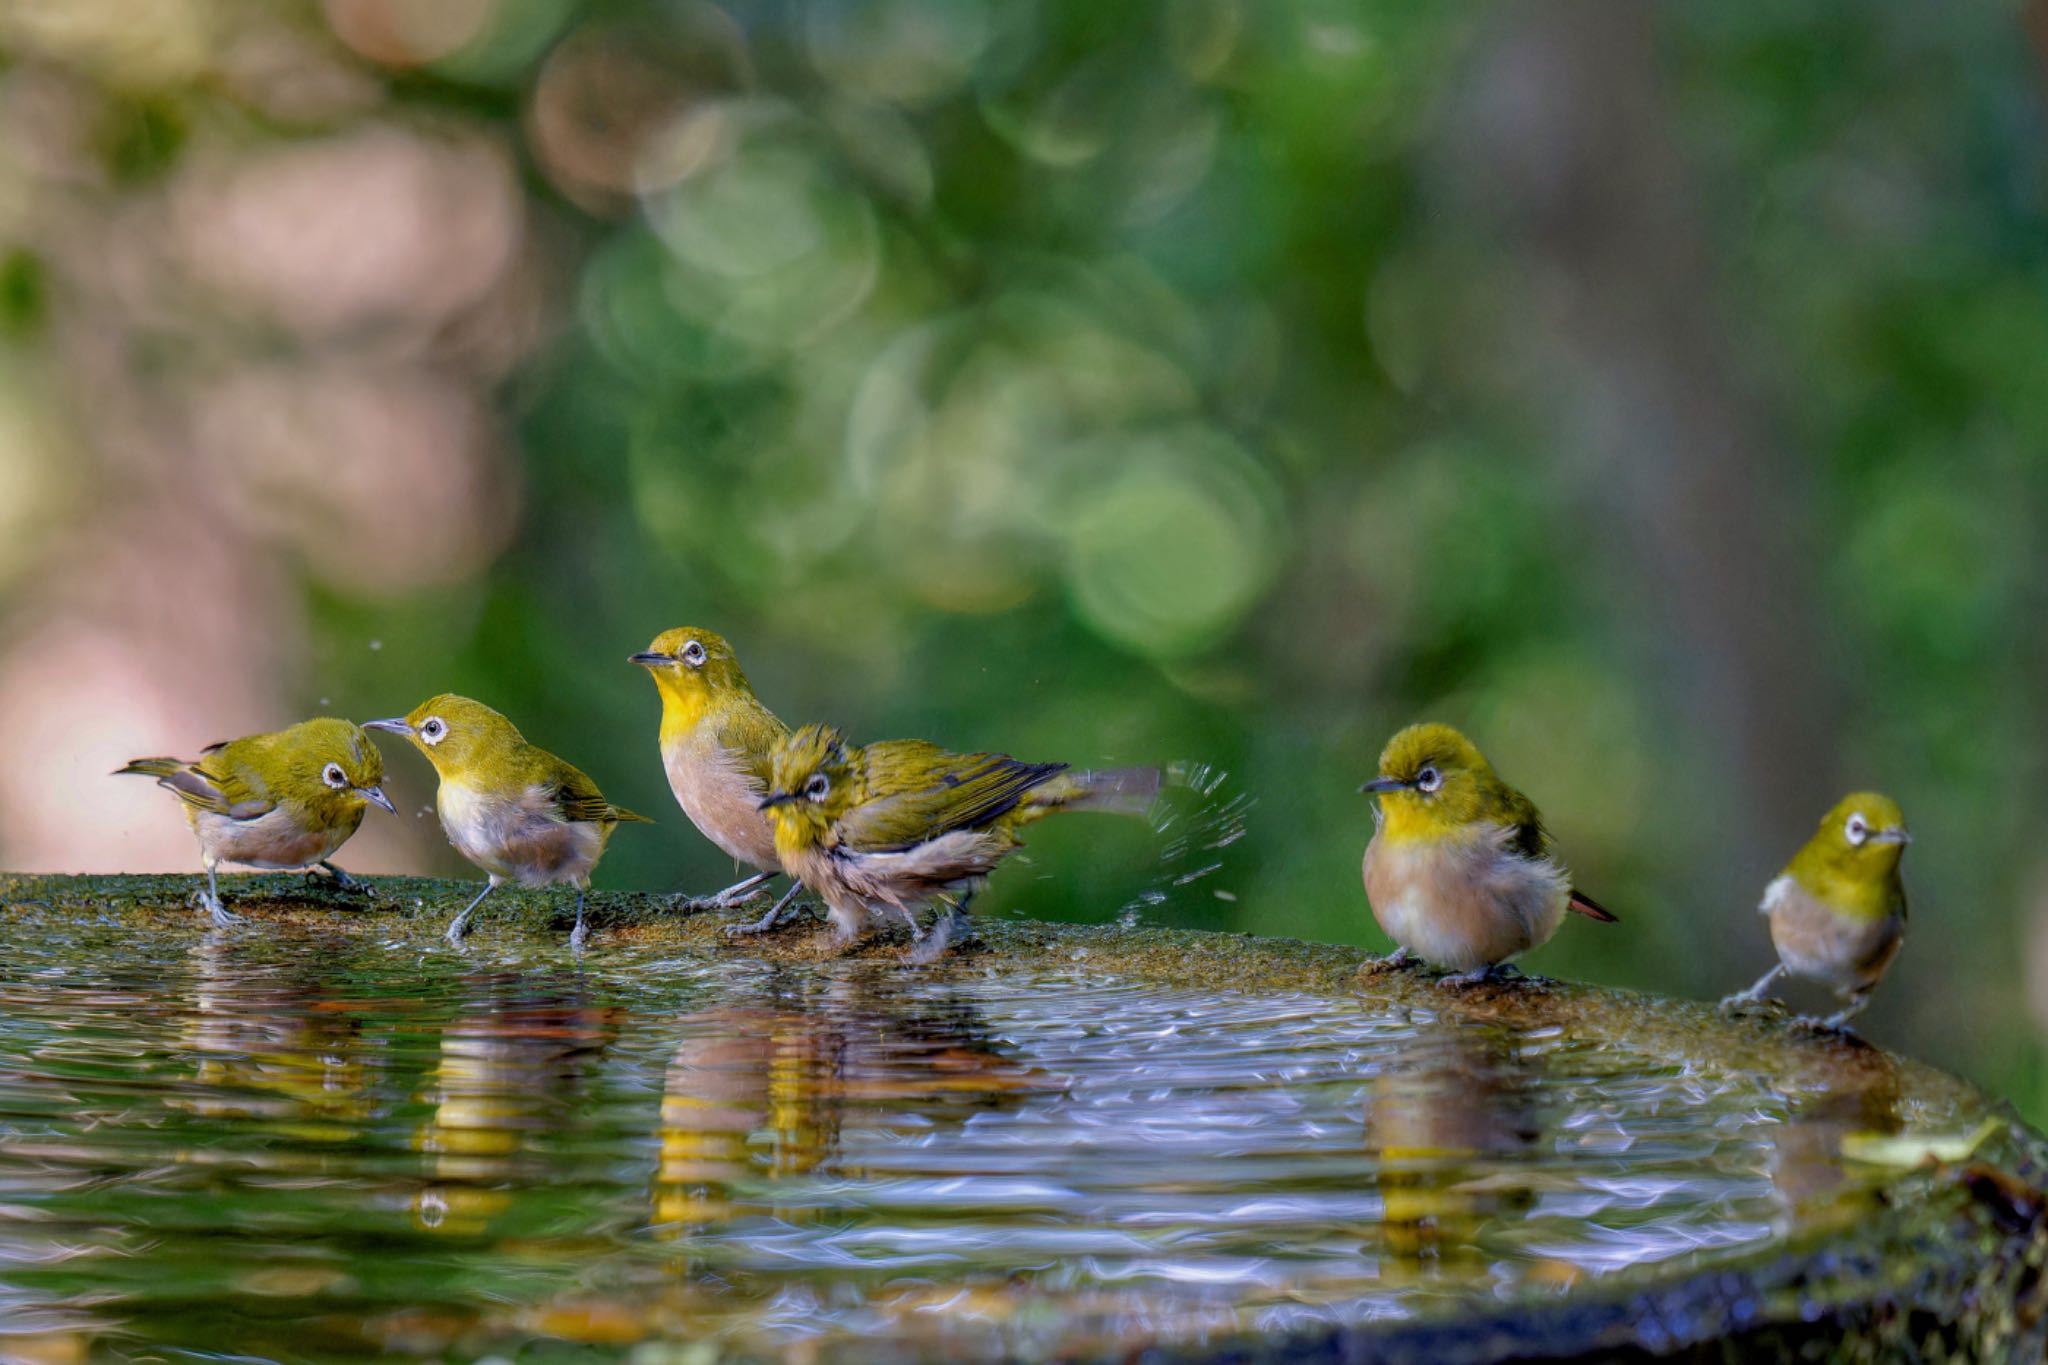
757 791 796 811
361 718 414 737
358 784 398 816
1359 776 1410 795
629 651 673 668
1873 826 1912 845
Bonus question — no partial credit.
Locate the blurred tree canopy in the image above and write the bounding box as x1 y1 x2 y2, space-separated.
1 0 2046 1117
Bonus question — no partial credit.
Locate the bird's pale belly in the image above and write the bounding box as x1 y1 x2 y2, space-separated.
1363 830 1568 971
663 737 780 872
1764 876 1902 994
194 806 357 871
440 783 604 887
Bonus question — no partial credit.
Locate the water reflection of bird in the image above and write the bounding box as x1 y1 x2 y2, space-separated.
172 937 373 1132
1764 1049 1901 1229
1364 1022 1544 1269
652 971 1048 1243
411 975 622 1237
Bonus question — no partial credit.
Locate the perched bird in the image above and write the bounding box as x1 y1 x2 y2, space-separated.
758 723 1160 962
1359 722 1616 982
117 717 397 927
1725 792 1909 1028
364 695 650 948
629 628 803 933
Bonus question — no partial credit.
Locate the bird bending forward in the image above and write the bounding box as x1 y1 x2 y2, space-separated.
760 723 1159 961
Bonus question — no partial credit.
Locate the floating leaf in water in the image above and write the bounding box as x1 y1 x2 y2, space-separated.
1840 1117 2003 1167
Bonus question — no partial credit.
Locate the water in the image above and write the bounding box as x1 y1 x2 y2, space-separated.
0 917 1944 1363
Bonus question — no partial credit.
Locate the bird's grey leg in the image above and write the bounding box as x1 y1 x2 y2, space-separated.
1721 964 1785 1010
445 883 494 944
891 898 927 943
198 863 237 928
568 888 590 953
674 870 774 913
1820 990 1872 1031
724 880 807 937
313 860 373 896
906 893 973 966
1360 946 1417 976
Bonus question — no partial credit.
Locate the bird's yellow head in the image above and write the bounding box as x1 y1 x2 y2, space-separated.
1359 722 1510 842
286 718 397 817
1786 791 1909 910
363 695 524 783
759 723 863 850
630 627 756 733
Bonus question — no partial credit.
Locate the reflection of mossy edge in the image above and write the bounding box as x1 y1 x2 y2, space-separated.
7 871 2046 1362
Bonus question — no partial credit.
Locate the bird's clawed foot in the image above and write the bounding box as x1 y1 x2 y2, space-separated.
722 882 808 938
1438 962 1522 989
1791 1013 1864 1040
1359 947 1417 977
1796 994 1871 1037
1719 966 1788 1017
307 861 374 897
672 873 774 916
194 890 239 929
904 907 967 965
1718 990 1786 1018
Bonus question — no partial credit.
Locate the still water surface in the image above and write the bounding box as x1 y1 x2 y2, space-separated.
0 917 1916 1362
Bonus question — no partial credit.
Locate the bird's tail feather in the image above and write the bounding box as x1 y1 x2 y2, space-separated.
1568 889 1618 923
114 757 187 780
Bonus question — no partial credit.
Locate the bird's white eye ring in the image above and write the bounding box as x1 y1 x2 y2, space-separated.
804 772 830 801
322 763 347 789
420 717 447 745
1416 765 1443 794
1845 813 1869 845
682 640 707 667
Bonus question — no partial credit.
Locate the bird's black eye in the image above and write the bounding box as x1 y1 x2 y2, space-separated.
322 763 347 789
682 640 707 667
803 772 830 801
1845 813 1868 845
1416 765 1443 794
421 718 446 744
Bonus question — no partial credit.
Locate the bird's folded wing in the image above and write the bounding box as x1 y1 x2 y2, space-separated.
119 741 276 820
712 706 785 793
1499 787 1551 861
548 762 651 824
198 744 281 820
843 741 1068 851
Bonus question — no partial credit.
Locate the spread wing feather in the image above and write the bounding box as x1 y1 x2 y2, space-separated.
844 740 1069 852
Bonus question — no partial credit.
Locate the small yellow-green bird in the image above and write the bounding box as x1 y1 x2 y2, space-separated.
364 695 650 948
117 717 397 927
759 723 1160 961
1726 792 1909 1027
629 627 803 933
1359 722 1616 983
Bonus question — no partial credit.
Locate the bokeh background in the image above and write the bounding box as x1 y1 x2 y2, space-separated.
2 1 2044 1116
